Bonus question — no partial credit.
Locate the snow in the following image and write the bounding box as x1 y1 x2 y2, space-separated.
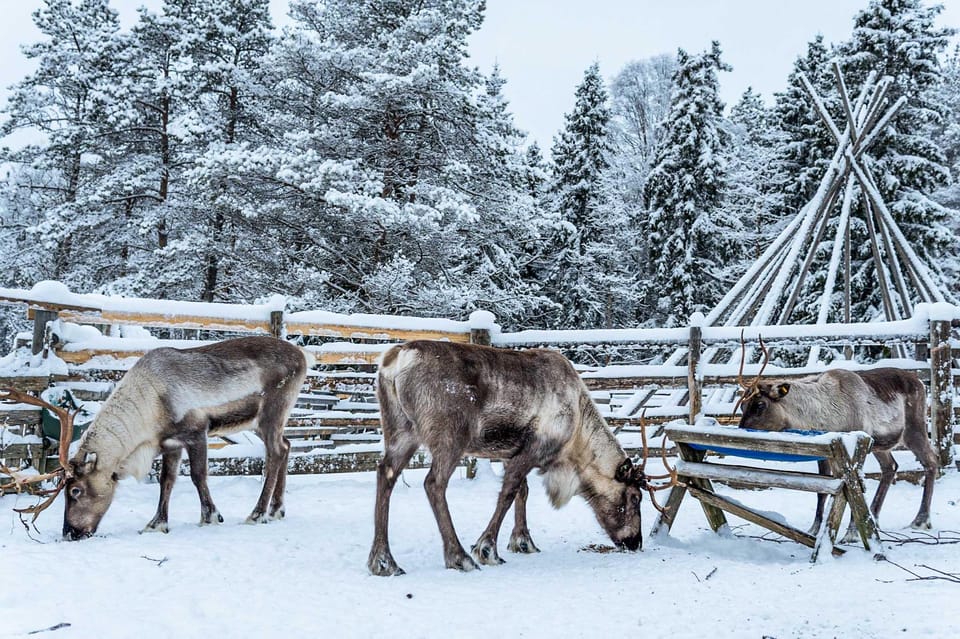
2 465 959 638
0 281 286 321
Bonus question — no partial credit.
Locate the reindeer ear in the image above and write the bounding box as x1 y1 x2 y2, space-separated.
75 451 98 474
615 459 633 484
775 383 790 398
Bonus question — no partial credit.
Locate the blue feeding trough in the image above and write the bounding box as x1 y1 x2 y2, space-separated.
686 428 829 462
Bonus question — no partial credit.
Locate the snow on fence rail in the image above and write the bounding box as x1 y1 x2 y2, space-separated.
0 282 956 472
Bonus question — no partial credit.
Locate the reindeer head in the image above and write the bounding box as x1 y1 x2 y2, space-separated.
584 457 646 551
734 331 775 428
62 451 119 540
594 414 678 551
738 381 793 431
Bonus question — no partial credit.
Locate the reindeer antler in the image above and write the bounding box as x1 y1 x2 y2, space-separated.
0 387 77 521
733 330 770 416
636 410 679 514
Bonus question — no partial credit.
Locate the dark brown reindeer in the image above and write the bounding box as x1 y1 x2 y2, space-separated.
368 340 675 576
737 337 937 537
48 336 310 540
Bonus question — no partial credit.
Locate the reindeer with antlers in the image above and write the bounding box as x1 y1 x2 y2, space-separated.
3 336 311 540
368 340 676 576
736 335 938 537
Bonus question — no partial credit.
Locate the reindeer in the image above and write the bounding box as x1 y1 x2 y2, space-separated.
367 340 675 576
7 337 312 540
736 337 937 538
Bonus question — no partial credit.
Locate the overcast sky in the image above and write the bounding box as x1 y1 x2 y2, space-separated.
1 0 958 151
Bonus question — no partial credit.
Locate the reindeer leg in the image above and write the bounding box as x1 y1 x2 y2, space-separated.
508 474 540 554
267 435 291 520
838 451 896 544
472 458 535 565
424 450 478 572
185 437 223 526
368 435 419 576
903 430 938 530
808 460 830 536
247 394 294 524
142 448 181 533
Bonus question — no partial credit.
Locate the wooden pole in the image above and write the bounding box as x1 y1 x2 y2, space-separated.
32 309 58 356
687 318 703 424
777 176 845 323
860 194 898 322
269 309 284 339
929 313 954 467
466 311 497 478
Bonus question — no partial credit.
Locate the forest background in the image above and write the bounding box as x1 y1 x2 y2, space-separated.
1 0 958 351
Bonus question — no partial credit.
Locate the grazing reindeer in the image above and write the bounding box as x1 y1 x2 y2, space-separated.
368 340 675 576
60 336 311 540
737 339 937 536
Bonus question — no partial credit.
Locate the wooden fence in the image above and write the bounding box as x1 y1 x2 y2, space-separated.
0 284 957 474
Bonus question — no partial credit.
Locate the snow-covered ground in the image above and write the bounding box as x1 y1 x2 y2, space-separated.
3 464 959 639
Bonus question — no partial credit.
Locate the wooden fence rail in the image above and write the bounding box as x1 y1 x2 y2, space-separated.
1 284 957 470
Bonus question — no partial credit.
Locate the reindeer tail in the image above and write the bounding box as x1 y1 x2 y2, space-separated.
299 346 317 369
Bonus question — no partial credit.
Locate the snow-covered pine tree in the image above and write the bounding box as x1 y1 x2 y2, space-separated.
174 0 275 302
0 0 125 287
771 35 838 219
725 87 783 263
934 45 960 190
546 63 637 329
839 0 958 314
95 0 204 298
205 0 544 324
522 141 549 200
642 42 735 328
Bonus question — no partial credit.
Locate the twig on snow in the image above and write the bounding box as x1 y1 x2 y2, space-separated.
27 623 71 635
876 556 960 584
878 529 960 546
141 554 169 567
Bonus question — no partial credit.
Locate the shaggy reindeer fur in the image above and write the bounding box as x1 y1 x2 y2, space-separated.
367 340 646 576
739 367 937 534
62 336 311 540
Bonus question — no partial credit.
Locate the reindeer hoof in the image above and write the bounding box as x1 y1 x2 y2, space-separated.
839 529 862 545
141 521 169 534
447 553 480 572
368 553 405 577
200 511 224 526
269 508 285 521
245 512 269 525
471 539 505 566
910 519 932 531
508 532 540 554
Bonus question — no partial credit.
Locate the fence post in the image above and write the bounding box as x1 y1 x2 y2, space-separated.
270 310 284 338
929 303 954 467
32 309 58 356
687 312 704 425
465 311 499 478
468 310 497 347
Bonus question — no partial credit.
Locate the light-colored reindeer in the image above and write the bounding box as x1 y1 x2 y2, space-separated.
48 336 311 540
737 338 937 536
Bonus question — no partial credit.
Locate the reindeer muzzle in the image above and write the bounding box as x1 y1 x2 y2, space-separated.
617 534 642 552
62 523 93 541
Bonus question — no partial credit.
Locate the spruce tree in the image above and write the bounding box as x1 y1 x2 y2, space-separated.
841 0 956 274
771 35 838 218
0 0 125 287
546 63 636 329
726 87 783 262
642 42 734 327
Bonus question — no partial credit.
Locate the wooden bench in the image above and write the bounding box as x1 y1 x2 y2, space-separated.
651 423 882 562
